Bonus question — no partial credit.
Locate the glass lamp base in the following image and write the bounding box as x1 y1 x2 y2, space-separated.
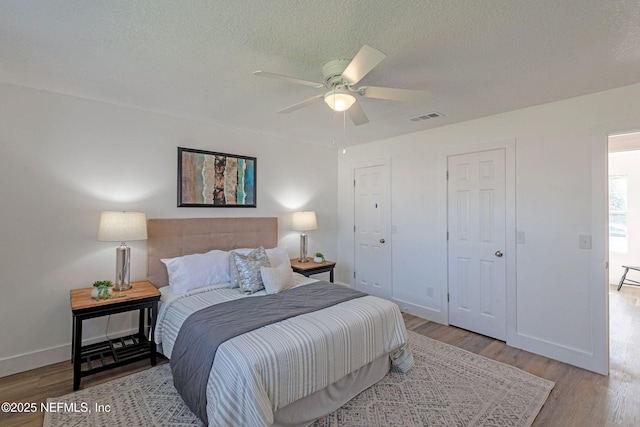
115 244 131 291
298 233 309 262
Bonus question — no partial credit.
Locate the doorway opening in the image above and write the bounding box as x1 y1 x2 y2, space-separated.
607 131 640 381
608 132 640 288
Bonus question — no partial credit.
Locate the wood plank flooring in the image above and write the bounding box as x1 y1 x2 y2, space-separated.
1 285 638 427
405 285 640 427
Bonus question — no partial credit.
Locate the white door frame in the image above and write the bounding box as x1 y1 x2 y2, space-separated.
438 139 516 342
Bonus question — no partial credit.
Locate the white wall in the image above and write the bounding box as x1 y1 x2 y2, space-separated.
0 83 338 377
338 82 640 374
5 79 640 378
609 149 640 284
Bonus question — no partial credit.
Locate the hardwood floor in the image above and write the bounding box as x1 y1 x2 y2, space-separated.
1 285 638 427
0 356 169 427
403 285 640 427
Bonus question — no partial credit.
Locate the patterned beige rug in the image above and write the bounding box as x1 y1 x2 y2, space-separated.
44 331 554 427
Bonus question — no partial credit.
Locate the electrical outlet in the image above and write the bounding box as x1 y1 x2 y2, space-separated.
516 231 526 244
427 287 433 298
579 234 592 250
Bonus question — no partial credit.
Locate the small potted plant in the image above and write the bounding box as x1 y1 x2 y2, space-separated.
91 280 113 300
314 252 326 264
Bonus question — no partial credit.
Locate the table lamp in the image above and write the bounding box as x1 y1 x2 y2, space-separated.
98 211 147 291
291 211 317 262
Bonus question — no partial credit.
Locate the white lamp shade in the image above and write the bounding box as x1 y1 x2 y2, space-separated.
98 211 148 242
291 211 318 231
324 91 356 112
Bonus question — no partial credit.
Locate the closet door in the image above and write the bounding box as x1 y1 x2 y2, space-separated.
448 148 506 340
354 163 391 299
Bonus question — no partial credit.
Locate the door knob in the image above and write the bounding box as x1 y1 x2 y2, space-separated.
379 238 386 244
495 251 503 257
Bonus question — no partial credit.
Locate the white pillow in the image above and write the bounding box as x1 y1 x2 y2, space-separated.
161 250 230 294
261 261 296 294
266 246 291 268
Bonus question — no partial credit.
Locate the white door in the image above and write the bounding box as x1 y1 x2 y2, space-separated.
448 149 506 340
354 164 391 299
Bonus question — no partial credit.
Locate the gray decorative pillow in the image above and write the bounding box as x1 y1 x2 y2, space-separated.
231 247 270 294
228 248 252 289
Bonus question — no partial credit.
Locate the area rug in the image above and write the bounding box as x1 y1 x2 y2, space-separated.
44 331 554 427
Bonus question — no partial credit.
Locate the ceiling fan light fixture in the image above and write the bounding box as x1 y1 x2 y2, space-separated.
324 91 356 112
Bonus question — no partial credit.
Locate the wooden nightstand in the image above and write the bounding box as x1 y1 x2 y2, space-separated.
290 258 337 283
69 280 161 390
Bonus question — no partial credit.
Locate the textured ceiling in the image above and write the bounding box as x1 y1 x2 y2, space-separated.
2 1 640 147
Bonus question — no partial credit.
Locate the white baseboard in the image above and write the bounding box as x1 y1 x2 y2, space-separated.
393 298 447 325
0 344 71 379
0 328 138 379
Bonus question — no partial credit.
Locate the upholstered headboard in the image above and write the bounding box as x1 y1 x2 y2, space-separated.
147 217 278 287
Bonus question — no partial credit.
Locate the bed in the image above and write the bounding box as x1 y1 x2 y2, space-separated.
148 217 413 427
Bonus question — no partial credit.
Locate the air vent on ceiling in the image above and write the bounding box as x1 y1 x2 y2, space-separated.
409 112 444 122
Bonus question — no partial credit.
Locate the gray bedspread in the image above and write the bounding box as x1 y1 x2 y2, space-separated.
170 282 365 425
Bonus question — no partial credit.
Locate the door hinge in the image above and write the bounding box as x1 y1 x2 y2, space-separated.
446 170 449 180
354 179 356 187
446 231 449 240
353 271 356 278
447 293 450 302
354 225 356 232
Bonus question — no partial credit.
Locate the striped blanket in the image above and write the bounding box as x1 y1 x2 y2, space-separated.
155 283 413 426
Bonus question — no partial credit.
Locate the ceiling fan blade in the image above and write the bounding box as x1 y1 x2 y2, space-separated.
347 100 369 126
278 95 324 113
253 71 325 88
361 86 431 103
341 45 386 84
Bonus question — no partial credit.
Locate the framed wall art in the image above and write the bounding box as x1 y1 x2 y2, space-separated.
177 147 256 207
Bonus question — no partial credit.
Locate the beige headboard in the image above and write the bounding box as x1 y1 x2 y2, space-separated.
147 217 278 287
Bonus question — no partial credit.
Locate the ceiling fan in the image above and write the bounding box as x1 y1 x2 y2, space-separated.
253 45 430 126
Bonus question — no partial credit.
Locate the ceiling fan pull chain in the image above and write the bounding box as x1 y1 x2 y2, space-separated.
332 108 336 146
343 110 347 154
